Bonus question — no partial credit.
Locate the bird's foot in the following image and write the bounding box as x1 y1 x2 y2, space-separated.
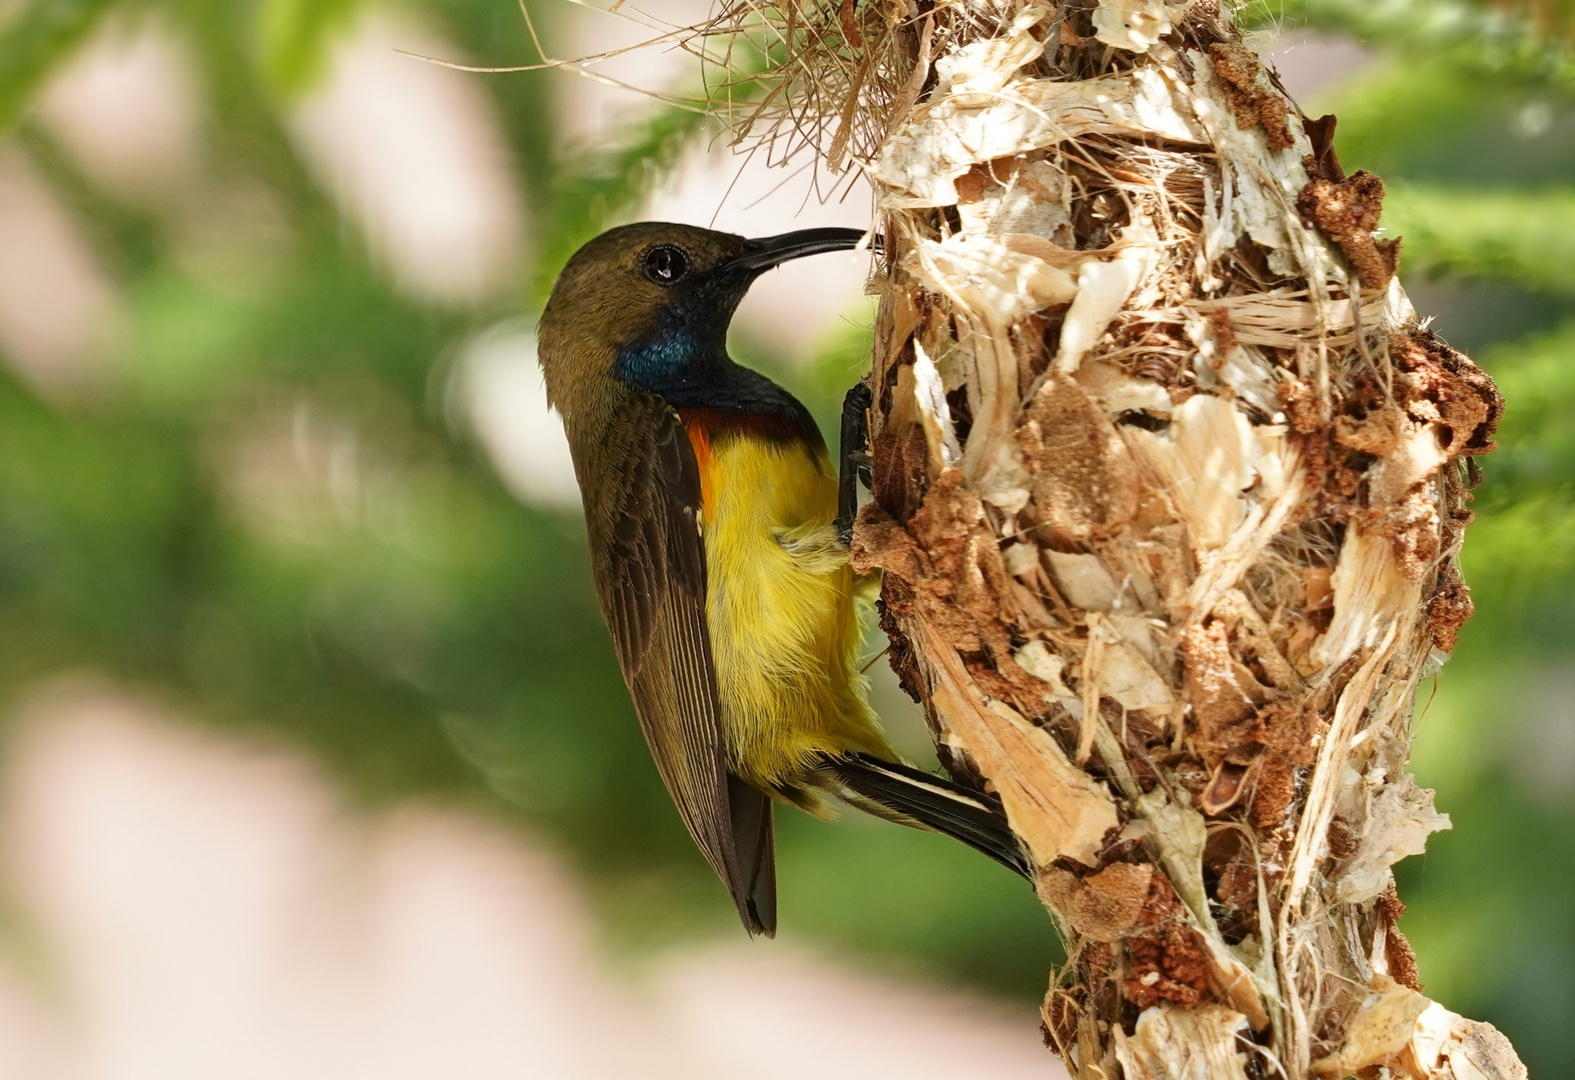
835 382 873 548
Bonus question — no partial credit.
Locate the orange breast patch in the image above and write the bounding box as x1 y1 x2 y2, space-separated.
680 414 717 520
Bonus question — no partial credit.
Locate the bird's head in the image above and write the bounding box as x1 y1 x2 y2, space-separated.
538 222 867 417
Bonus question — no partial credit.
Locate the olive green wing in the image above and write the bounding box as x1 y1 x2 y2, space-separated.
581 395 774 935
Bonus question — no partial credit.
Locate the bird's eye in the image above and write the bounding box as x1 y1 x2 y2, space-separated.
642 245 690 285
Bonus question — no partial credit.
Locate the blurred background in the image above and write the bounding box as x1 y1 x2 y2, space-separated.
0 0 1569 1075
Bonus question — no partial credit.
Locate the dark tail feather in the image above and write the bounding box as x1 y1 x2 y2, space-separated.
826 754 1031 880
727 773 777 937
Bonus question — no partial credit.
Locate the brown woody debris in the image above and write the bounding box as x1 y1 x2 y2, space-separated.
1215 844 1260 924
858 468 1074 722
1209 41 1295 151
1041 985 1082 1057
1392 330 1503 458
1326 813 1359 858
1183 616 1261 741
1366 490 1443 584
1020 374 1140 542
870 424 932 522
1302 113 1346 183
1298 171 1401 288
1334 401 1404 458
1124 872 1213 1009
1377 884 1423 992
1278 376 1323 434
1039 860 1156 942
1249 743 1305 830
1184 614 1328 828
854 470 1006 657
875 589 926 703
852 502 924 583
1426 561 1474 653
1358 332 1503 581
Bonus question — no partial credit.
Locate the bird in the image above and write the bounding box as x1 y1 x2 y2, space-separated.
537 222 1028 935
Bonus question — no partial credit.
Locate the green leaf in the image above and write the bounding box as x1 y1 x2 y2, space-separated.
1387 186 1575 293
0 0 124 132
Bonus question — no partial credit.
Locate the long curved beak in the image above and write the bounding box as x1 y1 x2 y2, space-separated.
727 227 872 273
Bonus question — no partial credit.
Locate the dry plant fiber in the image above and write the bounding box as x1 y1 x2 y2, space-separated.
694 1 1533 1077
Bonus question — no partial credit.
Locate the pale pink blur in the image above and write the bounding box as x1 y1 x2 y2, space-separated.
0 683 1066 1080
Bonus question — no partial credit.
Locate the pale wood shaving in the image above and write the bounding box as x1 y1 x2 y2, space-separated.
1115 1004 1253 1080
918 618 1119 868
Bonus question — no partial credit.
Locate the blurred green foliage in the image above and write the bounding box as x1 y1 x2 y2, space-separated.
0 0 1572 1069
0 0 120 127
257 0 370 92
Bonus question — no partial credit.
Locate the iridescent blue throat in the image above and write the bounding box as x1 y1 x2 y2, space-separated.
617 327 709 396
616 327 816 434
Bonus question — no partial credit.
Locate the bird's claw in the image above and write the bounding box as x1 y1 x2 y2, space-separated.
837 383 873 548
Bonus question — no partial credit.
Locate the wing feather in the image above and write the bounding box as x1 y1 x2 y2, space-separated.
581 395 771 934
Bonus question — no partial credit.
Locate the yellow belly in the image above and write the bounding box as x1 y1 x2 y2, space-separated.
699 433 893 796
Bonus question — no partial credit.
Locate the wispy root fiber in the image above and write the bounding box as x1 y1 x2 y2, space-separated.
693 2 1525 1078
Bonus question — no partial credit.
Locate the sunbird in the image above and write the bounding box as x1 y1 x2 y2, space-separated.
538 222 1028 935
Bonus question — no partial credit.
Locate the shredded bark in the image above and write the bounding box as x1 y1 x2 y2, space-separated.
1297 171 1401 289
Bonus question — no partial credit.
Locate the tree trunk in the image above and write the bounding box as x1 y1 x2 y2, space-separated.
741 1 1531 1076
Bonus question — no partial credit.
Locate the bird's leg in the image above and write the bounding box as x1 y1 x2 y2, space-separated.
836 382 873 548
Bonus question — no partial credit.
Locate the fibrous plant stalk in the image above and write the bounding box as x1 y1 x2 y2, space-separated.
705 0 1531 1076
